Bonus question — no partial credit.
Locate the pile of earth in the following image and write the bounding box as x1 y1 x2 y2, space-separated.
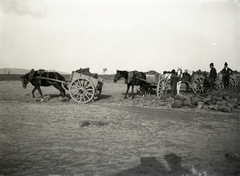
80 121 109 128
138 85 240 113
169 86 240 113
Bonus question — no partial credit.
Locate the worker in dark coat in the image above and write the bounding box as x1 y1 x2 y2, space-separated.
221 62 233 89
170 69 180 98
209 63 217 90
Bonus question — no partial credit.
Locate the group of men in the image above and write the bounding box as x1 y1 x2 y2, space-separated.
208 62 233 90
170 62 233 98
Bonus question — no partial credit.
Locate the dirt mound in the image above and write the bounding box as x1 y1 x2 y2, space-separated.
80 121 109 127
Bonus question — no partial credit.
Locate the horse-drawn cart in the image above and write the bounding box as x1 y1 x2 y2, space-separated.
135 72 163 96
156 69 210 98
37 70 103 103
157 69 240 99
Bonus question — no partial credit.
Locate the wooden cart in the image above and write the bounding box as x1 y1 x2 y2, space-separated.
136 73 161 96
38 71 103 103
157 69 240 99
156 69 210 98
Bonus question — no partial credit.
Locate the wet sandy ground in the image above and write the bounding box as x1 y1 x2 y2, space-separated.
0 80 240 176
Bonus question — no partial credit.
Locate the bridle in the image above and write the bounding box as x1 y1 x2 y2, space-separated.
21 75 29 87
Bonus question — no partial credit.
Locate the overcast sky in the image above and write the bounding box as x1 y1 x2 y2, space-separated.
0 0 240 74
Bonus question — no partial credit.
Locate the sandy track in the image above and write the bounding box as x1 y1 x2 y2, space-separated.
0 80 240 176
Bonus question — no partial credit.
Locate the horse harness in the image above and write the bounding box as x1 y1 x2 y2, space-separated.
125 71 134 84
29 69 59 86
125 71 145 85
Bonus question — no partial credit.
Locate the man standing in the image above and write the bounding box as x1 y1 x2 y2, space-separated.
170 69 180 98
221 62 233 89
209 63 217 90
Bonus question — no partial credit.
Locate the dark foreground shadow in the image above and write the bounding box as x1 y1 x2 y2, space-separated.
45 93 111 102
114 153 186 176
99 94 112 100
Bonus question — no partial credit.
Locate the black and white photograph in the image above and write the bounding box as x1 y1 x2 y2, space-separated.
0 0 240 175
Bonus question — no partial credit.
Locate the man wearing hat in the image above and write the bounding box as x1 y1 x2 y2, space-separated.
221 62 233 89
209 63 217 90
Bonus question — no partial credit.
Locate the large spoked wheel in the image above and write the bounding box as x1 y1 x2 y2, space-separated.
69 78 95 103
192 77 210 95
156 79 169 98
216 76 236 89
229 76 236 88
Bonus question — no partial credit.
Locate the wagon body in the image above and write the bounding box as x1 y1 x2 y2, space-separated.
69 71 103 91
145 74 160 85
136 73 161 95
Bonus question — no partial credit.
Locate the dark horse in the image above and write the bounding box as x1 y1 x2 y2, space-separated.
20 69 68 101
114 70 147 99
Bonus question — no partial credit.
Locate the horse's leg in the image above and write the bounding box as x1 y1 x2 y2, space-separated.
53 83 65 97
141 85 145 97
131 85 135 99
32 87 37 100
124 84 130 99
37 86 44 101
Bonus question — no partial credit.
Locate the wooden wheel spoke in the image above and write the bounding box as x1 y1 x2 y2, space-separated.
195 88 200 92
85 92 94 100
80 94 86 102
71 82 80 89
78 95 82 101
229 78 235 88
77 79 83 87
69 78 96 103
85 88 94 92
71 92 78 97
84 81 90 88
85 91 93 95
82 95 86 102
84 93 91 100
199 78 203 84
194 81 200 86
82 79 86 87
76 93 81 100
81 80 84 87
194 86 200 92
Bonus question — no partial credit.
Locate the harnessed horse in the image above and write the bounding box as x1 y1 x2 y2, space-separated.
114 70 147 99
20 69 67 101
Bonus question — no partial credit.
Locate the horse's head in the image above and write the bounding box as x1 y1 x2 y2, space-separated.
114 70 123 83
20 75 29 89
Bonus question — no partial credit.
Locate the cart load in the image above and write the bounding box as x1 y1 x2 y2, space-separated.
75 67 98 78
